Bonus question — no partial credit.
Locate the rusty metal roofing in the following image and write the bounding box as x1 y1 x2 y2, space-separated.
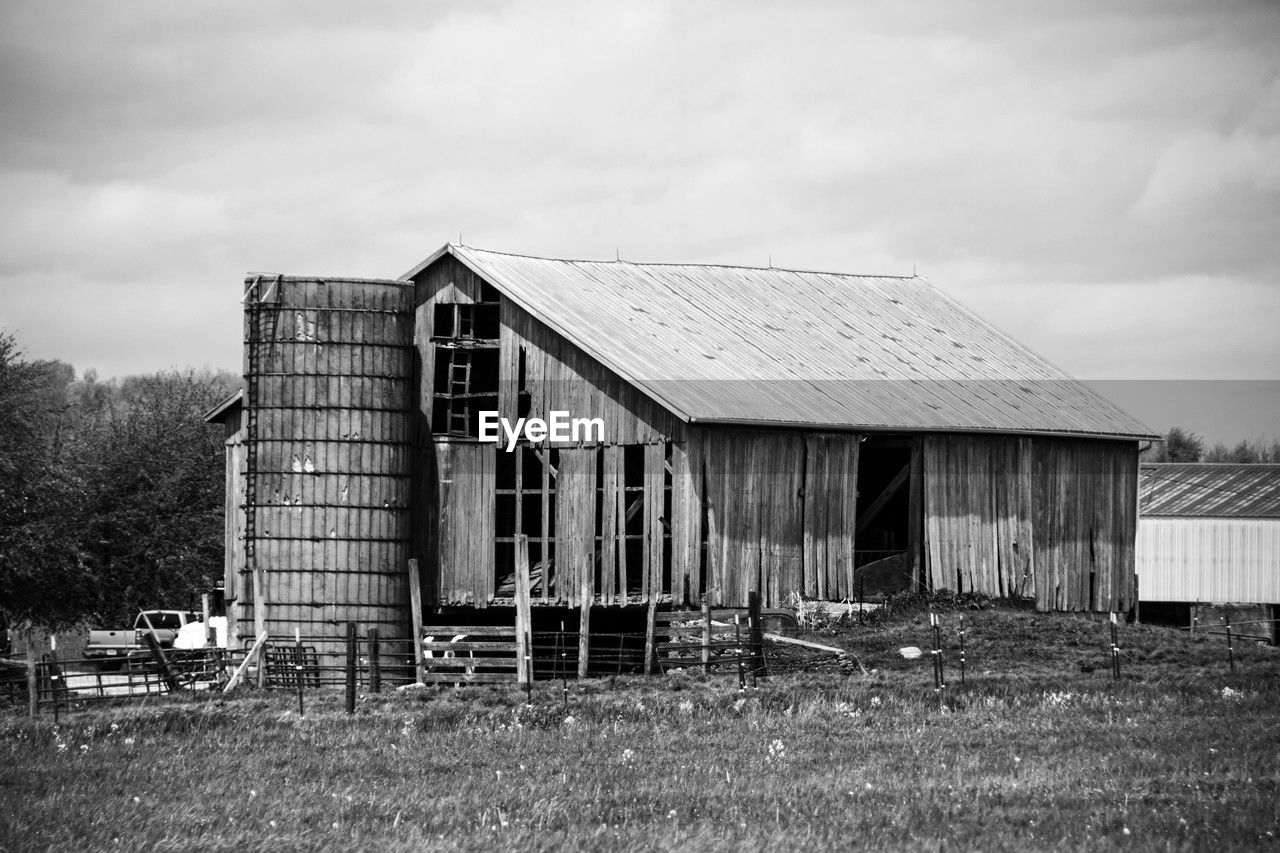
403 244 1155 439
1140 464 1280 518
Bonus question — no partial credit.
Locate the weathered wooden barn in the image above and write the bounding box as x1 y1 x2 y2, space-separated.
207 244 1155 664
1137 463 1280 640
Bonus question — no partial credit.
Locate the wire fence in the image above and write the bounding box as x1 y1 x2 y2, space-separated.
5 606 1272 718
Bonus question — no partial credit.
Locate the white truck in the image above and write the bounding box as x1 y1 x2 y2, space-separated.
85 611 201 662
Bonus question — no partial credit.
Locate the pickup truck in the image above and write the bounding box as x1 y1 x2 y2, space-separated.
85 611 201 661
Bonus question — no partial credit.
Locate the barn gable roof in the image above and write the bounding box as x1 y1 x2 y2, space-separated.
403 244 1155 439
1140 463 1280 518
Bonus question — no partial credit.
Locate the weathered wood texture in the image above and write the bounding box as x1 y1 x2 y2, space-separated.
499 299 681 445
802 434 859 602
223 430 246 652
555 447 597 607
410 255 679 443
242 277 415 665
922 434 1137 612
434 441 495 605
695 428 861 607
698 428 805 608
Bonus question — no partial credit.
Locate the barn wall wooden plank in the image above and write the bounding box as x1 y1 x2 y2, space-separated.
434 441 495 606
645 443 666 600
601 444 619 603
669 441 702 606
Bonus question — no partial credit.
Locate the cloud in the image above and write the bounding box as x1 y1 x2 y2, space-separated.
0 0 1277 387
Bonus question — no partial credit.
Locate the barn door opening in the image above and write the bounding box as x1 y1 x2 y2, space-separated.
854 437 918 595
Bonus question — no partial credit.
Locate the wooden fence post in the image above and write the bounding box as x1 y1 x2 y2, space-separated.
514 535 532 688
223 631 269 694
367 628 381 694
408 558 426 685
143 632 180 693
344 622 357 714
1225 612 1235 674
294 628 306 716
748 591 765 679
252 565 267 688
644 597 658 676
578 582 591 680
701 597 712 675
26 638 38 718
202 592 215 647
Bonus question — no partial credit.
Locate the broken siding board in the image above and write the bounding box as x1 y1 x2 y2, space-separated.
763 442 781 606
1094 445 1113 611
700 429 723 606
840 437 860 600
554 448 578 606
556 446 598 607
802 435 821 600
669 441 701 607
435 441 496 606
614 446 628 604
782 437 809 606
1015 437 1035 602
600 445 619 603
645 443 667 600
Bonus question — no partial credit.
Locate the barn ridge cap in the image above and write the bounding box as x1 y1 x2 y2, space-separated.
400 242 919 283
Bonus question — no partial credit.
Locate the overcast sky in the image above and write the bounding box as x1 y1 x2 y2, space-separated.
2 1 1278 442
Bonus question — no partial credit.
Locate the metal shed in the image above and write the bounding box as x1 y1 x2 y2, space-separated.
1138 463 1280 604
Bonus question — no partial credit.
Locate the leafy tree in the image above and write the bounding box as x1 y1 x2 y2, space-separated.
1142 426 1204 463
1202 438 1278 463
0 333 87 631
1164 427 1205 462
0 330 238 632
76 370 235 625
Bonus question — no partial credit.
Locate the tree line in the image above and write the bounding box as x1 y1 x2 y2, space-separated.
0 331 237 633
1141 426 1280 464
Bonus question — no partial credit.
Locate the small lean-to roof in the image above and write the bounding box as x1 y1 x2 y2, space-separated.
203 389 242 424
403 244 1155 439
1140 463 1280 518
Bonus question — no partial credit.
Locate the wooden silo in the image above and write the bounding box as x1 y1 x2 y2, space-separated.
241 275 415 670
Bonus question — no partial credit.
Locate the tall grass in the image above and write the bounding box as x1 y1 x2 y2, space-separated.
2 605 1277 851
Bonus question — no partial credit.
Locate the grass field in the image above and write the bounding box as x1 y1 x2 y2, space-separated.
2 599 1278 851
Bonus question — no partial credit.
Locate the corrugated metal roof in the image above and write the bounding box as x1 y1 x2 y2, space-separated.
404 244 1155 439
1140 464 1280 518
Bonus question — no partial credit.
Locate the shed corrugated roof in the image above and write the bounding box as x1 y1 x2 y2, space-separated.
404 244 1155 439
1140 463 1280 518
